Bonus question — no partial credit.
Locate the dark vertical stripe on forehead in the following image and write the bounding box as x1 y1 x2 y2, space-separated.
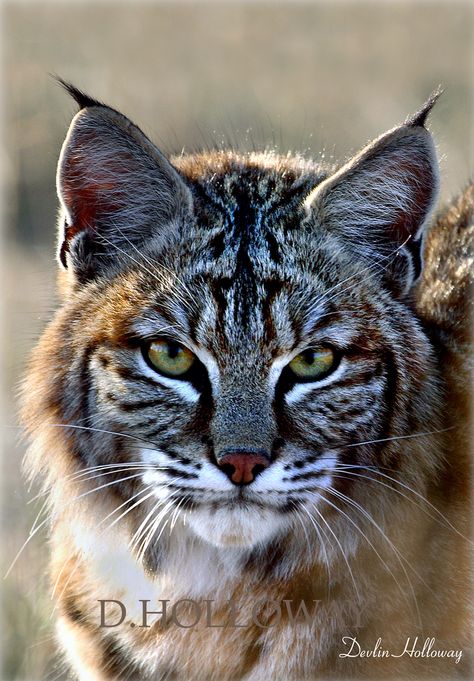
261 279 285 346
205 276 232 349
208 230 226 259
265 230 282 264
228 185 260 327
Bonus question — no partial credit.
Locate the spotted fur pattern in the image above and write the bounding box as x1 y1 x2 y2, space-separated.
21 86 472 680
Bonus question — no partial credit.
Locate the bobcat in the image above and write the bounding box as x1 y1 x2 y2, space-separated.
21 83 472 680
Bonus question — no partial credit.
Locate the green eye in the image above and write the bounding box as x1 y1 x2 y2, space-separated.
146 340 196 377
288 347 336 381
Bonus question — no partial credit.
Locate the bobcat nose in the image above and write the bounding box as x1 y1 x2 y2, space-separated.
216 449 271 486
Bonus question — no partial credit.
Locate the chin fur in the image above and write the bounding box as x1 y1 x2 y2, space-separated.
185 504 288 548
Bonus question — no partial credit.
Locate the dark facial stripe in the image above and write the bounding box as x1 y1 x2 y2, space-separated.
62 596 92 630
283 470 326 483
104 394 166 411
261 279 285 345
381 349 399 442
207 276 232 350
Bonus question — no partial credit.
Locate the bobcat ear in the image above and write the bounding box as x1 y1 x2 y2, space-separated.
305 92 441 295
56 84 192 283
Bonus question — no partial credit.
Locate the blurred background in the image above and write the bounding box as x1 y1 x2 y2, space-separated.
2 1 473 679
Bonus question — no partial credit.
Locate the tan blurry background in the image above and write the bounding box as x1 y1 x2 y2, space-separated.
2 1 473 679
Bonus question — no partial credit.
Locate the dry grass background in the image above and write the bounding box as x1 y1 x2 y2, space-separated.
2 1 473 679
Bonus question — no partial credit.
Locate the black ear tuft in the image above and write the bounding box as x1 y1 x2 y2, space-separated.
53 75 105 110
405 87 443 128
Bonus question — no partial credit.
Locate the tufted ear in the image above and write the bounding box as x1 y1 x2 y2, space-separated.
305 91 441 296
56 82 193 284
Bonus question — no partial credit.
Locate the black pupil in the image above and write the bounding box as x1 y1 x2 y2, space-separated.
167 343 180 359
303 350 315 364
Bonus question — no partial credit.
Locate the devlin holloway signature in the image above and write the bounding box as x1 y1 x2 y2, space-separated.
339 637 463 665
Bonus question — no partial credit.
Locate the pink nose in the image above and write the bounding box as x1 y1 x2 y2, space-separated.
217 450 270 485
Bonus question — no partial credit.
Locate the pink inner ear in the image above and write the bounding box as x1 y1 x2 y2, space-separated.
70 182 120 230
59 157 125 266
61 151 134 232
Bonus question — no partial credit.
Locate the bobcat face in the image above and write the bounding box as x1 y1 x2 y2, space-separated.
24 85 441 561
77 179 436 552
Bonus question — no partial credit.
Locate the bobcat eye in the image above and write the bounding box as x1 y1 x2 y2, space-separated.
145 340 196 378
288 347 337 381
